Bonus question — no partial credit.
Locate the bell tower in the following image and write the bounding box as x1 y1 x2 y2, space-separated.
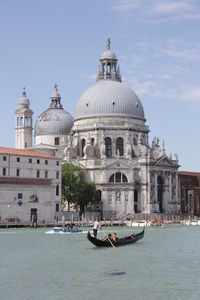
15 87 33 149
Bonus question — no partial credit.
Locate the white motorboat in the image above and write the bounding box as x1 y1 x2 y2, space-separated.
124 220 152 227
183 220 200 226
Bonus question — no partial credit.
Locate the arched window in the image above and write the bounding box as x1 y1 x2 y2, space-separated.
25 117 28 126
29 195 39 203
105 137 112 158
116 172 121 182
109 174 114 182
122 174 128 182
116 137 124 156
91 138 94 146
109 172 128 183
81 139 86 157
17 117 20 126
107 63 111 75
20 117 23 126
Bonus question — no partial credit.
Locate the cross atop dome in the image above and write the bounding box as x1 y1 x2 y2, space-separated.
96 39 121 82
22 87 26 97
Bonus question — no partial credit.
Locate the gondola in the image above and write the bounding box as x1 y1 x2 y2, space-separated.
87 228 144 247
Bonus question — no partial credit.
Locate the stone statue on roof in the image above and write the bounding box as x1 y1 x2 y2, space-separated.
107 38 111 49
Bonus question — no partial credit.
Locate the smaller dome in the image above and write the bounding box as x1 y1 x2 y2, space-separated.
34 85 73 136
34 108 73 136
101 49 116 60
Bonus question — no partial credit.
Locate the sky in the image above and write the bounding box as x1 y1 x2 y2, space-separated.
0 0 200 171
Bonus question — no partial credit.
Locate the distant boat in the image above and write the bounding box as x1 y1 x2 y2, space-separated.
87 229 144 247
53 227 82 233
183 220 200 226
124 220 152 227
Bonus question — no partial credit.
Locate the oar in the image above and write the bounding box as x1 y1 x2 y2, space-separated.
102 230 116 248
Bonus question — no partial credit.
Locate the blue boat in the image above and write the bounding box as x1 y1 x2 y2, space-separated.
53 227 82 233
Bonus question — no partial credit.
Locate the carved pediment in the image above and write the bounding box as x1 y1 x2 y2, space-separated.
104 159 131 170
156 155 173 166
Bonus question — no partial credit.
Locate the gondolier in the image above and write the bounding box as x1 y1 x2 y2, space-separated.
93 219 101 238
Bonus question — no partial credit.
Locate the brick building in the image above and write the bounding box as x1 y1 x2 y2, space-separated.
179 171 200 216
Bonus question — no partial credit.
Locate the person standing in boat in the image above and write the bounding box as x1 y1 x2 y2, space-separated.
93 219 101 238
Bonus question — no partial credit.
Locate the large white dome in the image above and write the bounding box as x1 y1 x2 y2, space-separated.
74 80 145 121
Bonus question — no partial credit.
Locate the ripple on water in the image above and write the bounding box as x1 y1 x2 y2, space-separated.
105 270 127 276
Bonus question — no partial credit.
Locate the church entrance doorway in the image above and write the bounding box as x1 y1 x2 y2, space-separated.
134 190 138 213
157 176 163 213
30 208 37 227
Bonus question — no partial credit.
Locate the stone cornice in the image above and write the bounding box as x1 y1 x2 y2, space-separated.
72 126 149 134
0 177 52 186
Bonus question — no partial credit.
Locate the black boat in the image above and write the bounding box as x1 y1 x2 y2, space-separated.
87 228 144 247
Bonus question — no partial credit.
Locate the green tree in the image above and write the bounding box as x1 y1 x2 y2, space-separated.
76 181 97 215
62 163 97 215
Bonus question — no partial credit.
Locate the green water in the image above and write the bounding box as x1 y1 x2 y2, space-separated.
0 226 200 300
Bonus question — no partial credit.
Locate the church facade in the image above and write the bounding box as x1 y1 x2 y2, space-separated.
15 41 180 218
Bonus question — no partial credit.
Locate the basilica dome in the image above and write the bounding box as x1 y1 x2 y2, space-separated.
74 79 144 120
74 40 145 121
34 85 73 136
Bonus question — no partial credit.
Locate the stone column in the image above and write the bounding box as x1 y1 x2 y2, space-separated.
121 190 126 215
128 189 134 214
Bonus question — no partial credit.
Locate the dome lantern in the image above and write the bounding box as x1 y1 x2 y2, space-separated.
50 84 63 109
97 38 121 82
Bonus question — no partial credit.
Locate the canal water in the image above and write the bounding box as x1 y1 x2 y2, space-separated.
0 225 200 300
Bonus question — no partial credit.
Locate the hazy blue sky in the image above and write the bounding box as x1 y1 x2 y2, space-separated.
0 0 200 171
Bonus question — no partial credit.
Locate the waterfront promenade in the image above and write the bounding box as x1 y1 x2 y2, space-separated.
0 213 198 228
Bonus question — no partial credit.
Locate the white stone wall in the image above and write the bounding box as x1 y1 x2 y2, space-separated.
0 151 61 225
16 127 33 149
65 113 179 217
35 134 68 148
0 184 56 224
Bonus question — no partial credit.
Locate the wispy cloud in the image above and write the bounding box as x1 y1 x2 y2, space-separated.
154 43 200 60
124 75 200 107
153 1 195 14
112 0 200 22
123 76 163 97
176 86 200 104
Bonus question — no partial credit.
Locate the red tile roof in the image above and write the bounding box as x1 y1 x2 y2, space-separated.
0 146 59 159
179 171 200 177
188 186 200 191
